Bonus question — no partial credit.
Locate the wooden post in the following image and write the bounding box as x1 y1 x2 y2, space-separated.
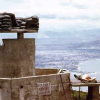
17 33 24 39
79 86 81 100
87 86 100 100
87 86 93 100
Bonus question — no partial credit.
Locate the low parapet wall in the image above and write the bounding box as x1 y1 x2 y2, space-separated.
0 73 71 100
35 68 60 75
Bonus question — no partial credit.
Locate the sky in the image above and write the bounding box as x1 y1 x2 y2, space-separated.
0 0 100 39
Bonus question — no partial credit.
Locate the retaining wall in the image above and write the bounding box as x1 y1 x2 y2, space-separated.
0 73 71 100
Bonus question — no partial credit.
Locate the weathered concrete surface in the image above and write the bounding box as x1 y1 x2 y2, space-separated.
87 86 100 100
0 78 11 100
11 73 71 100
0 73 71 100
35 68 60 75
0 39 72 100
0 39 35 78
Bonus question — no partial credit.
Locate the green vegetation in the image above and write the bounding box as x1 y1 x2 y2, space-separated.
71 90 100 100
71 90 88 100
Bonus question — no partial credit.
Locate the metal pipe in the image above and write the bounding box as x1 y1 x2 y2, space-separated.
79 86 81 100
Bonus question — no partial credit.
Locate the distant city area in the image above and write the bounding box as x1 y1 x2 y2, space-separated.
36 39 100 73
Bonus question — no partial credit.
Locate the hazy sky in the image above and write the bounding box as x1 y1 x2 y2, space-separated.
0 0 100 38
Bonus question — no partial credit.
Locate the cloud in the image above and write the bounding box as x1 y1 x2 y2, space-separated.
0 0 100 38
40 18 100 32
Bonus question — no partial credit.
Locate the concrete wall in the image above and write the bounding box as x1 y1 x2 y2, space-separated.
0 73 71 100
0 39 35 78
35 68 60 75
0 79 11 100
0 39 72 100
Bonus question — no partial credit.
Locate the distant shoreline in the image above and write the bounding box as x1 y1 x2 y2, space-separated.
71 59 100 92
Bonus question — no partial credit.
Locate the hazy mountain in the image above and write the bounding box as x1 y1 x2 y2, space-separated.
0 28 100 46
43 28 100 40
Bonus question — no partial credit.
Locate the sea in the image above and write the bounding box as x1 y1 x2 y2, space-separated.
35 38 100 92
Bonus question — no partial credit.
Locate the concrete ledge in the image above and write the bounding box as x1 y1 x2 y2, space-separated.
0 29 38 33
72 83 100 87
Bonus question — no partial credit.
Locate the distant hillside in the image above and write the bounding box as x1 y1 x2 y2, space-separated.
0 28 100 46
67 39 100 49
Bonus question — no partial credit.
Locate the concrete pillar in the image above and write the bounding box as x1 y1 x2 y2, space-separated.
0 39 35 78
87 86 100 100
17 33 24 39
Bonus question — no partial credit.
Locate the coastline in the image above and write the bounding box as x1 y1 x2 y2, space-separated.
78 59 100 79
71 59 100 92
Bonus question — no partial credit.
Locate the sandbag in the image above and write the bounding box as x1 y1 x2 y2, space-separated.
2 27 12 30
2 22 12 25
3 12 17 27
26 22 39 25
16 17 24 20
3 19 11 21
2 24 9 27
0 15 5 19
27 25 39 28
16 20 23 23
20 26 26 28
0 13 39 30
0 16 10 20
27 27 38 30
3 15 10 18
21 22 26 26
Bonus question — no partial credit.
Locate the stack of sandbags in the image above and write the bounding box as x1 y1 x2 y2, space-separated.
3 13 17 27
0 15 12 30
16 17 26 29
16 16 39 30
0 18 2 30
0 12 39 31
20 21 26 29
25 16 39 30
